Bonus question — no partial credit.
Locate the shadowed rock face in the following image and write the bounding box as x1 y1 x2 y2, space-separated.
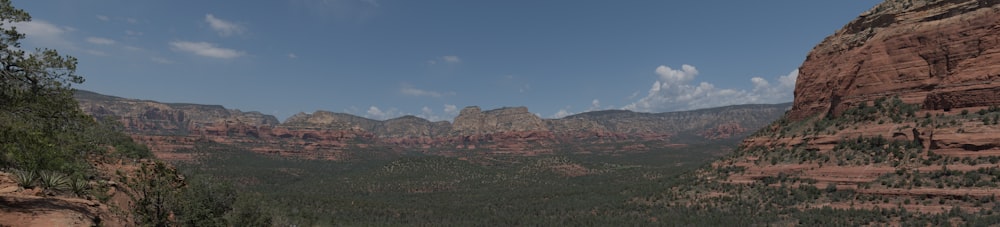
790 0 1000 120
75 90 789 160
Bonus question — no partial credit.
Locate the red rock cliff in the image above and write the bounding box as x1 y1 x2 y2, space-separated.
790 0 1000 120
76 91 789 160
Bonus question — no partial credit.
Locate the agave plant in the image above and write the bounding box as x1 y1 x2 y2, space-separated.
69 177 90 196
38 171 70 191
12 169 37 188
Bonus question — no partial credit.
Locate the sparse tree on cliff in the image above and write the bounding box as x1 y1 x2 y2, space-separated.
0 0 87 171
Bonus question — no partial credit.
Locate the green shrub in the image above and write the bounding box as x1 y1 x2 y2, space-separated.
38 171 70 191
12 169 36 188
69 177 89 196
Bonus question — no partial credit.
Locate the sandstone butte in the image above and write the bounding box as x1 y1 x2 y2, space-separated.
73 90 789 161
754 0 1000 154
693 0 1000 215
791 0 1000 120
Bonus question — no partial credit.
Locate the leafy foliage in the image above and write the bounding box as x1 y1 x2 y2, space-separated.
0 0 151 174
37 170 69 191
0 2 267 225
0 0 92 173
11 168 35 188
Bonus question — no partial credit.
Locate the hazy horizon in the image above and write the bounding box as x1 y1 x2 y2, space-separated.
15 0 878 120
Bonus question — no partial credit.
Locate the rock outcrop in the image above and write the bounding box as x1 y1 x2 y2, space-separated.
790 0 1000 120
452 106 548 135
76 90 278 135
686 0 1000 217
75 90 789 160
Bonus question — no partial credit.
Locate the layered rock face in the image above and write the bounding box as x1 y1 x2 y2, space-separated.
452 106 547 135
75 90 278 135
693 0 1000 216
75 90 789 160
790 0 1000 120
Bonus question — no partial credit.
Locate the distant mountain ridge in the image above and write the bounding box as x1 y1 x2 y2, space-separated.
74 90 790 160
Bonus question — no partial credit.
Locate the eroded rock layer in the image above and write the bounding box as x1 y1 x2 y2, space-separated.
684 0 1000 217
790 0 1000 120
74 90 789 160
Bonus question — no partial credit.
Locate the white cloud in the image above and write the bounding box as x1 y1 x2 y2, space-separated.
427 56 460 65
656 64 697 85
623 65 798 113
96 15 110 21
779 69 798 87
86 37 116 45
205 14 245 37
400 84 454 98
126 18 138 24
365 106 400 120
288 53 298 59
444 104 458 114
751 77 769 91
442 55 461 63
552 108 573 118
169 41 245 59
11 20 73 48
417 106 446 121
125 30 143 36
366 106 386 119
588 99 601 111
627 91 640 100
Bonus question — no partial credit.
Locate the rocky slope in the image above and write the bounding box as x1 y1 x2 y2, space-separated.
670 0 1000 222
0 159 186 227
74 91 789 160
791 0 1000 121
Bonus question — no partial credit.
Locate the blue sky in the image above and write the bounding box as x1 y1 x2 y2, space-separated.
11 0 880 121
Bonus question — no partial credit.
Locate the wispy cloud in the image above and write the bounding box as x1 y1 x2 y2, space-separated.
552 107 573 118
444 104 458 114
11 20 74 49
365 106 400 120
86 37 116 45
442 55 460 63
400 84 454 98
588 99 603 111
427 55 461 65
623 64 798 113
205 14 245 37
417 106 447 121
288 53 298 59
169 41 245 59
96 15 110 21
